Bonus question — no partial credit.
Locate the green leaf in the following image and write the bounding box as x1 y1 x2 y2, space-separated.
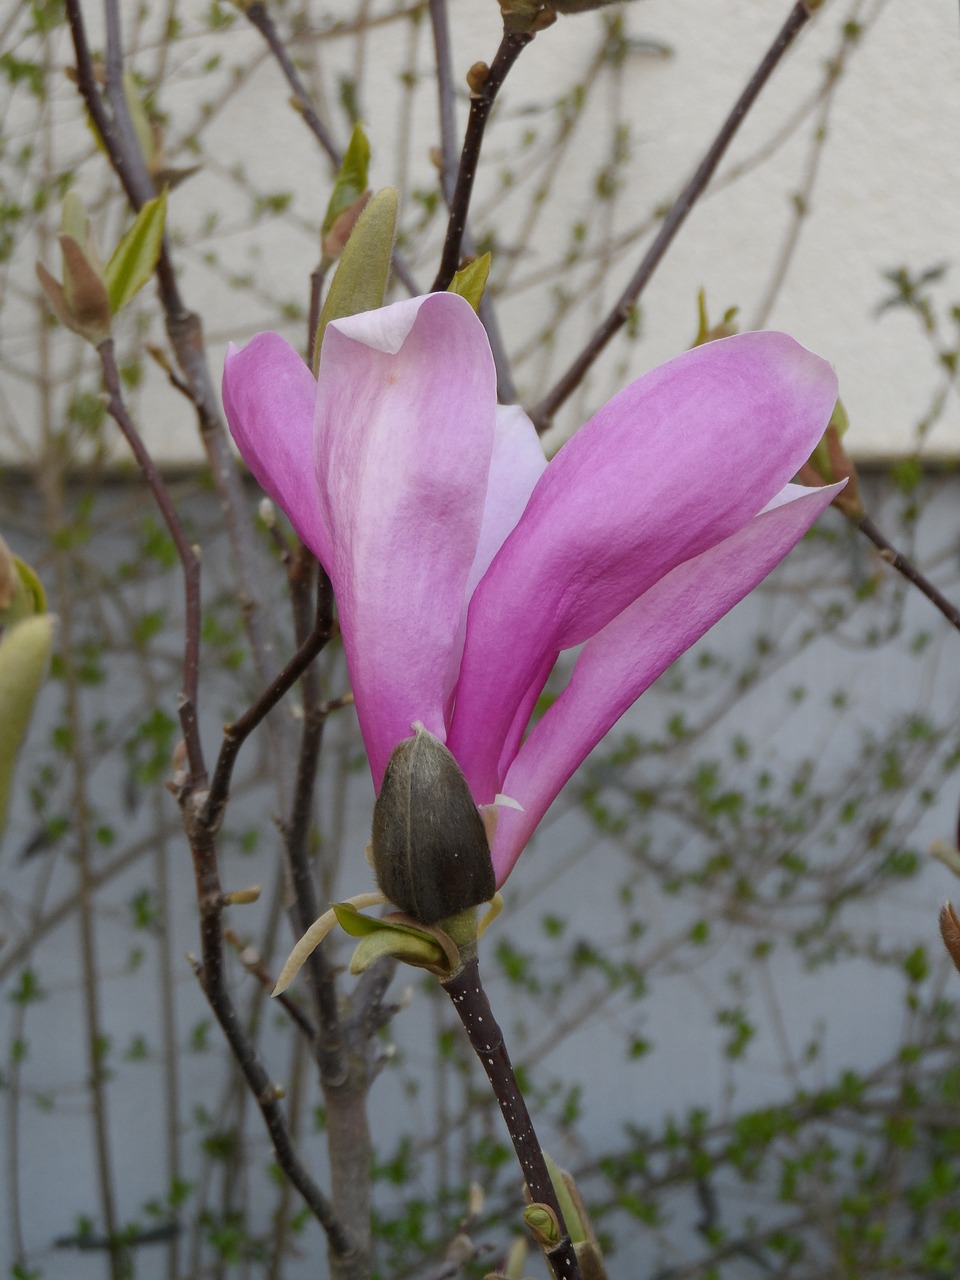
348 929 448 974
0 546 46 627
332 901 437 944
333 902 458 976
104 190 167 315
322 123 370 236
314 186 397 372
448 252 491 313
0 616 54 837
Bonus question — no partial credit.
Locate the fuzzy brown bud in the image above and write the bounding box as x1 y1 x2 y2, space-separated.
370 724 495 925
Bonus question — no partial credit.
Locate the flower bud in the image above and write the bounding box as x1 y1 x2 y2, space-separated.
796 399 864 520
940 901 960 974
370 724 495 925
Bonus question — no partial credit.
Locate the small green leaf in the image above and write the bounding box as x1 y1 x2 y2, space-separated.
448 252 491 313
105 190 167 315
0 615 54 836
332 901 436 943
322 123 370 237
332 903 457 975
348 928 447 975
314 186 397 372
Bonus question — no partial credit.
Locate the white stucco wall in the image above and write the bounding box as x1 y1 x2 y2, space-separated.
1 0 958 463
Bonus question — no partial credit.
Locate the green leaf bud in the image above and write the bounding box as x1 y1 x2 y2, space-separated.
104 190 168 315
448 253 492 313
0 615 54 837
313 186 397 372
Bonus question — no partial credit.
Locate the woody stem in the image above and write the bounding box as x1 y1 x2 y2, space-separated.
442 957 581 1280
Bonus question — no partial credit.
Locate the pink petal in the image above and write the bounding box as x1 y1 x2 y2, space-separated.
314 293 497 786
467 404 547 599
490 482 843 884
222 333 330 562
438 405 548 723
448 332 838 801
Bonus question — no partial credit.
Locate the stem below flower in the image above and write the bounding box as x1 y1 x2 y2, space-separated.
442 957 582 1280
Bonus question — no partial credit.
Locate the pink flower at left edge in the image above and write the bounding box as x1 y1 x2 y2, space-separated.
222 292 842 891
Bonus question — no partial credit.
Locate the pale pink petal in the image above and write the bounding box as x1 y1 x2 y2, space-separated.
314 293 497 786
448 332 838 801
439 405 549 719
222 333 330 561
467 404 547 599
490 483 843 884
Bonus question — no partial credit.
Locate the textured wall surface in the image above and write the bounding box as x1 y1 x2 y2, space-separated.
2 0 958 465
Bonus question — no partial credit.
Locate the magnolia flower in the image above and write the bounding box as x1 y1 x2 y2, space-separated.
222 293 840 891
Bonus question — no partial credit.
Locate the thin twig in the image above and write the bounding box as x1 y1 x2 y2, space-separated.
188 953 358 1261
241 0 420 298
243 1 341 164
59 571 122 1279
530 0 816 431
442 958 582 1280
428 0 459 206
431 31 534 293
281 556 346 1077
68 1 290 766
204 592 335 826
428 0 518 401
225 929 318 1043
98 339 205 789
857 514 960 634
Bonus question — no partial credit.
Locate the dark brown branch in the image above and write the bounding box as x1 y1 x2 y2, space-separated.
530 0 816 431
281 556 345 1077
67 0 286 745
225 929 318 1043
97 339 205 791
857 514 960 634
431 32 534 293
243 1 341 164
443 958 582 1280
428 0 518 402
188 950 358 1261
204 585 335 826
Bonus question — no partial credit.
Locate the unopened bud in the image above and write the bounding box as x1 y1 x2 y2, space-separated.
370 723 495 925
321 190 370 261
523 1203 560 1248
797 399 863 520
466 62 489 95
0 538 16 613
224 884 261 905
940 902 960 974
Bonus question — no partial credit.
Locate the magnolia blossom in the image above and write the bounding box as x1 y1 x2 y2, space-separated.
222 292 840 889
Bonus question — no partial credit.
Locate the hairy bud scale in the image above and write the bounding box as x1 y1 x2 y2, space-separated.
371 725 495 924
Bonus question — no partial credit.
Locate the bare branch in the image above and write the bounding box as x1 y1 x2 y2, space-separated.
530 1 816 431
